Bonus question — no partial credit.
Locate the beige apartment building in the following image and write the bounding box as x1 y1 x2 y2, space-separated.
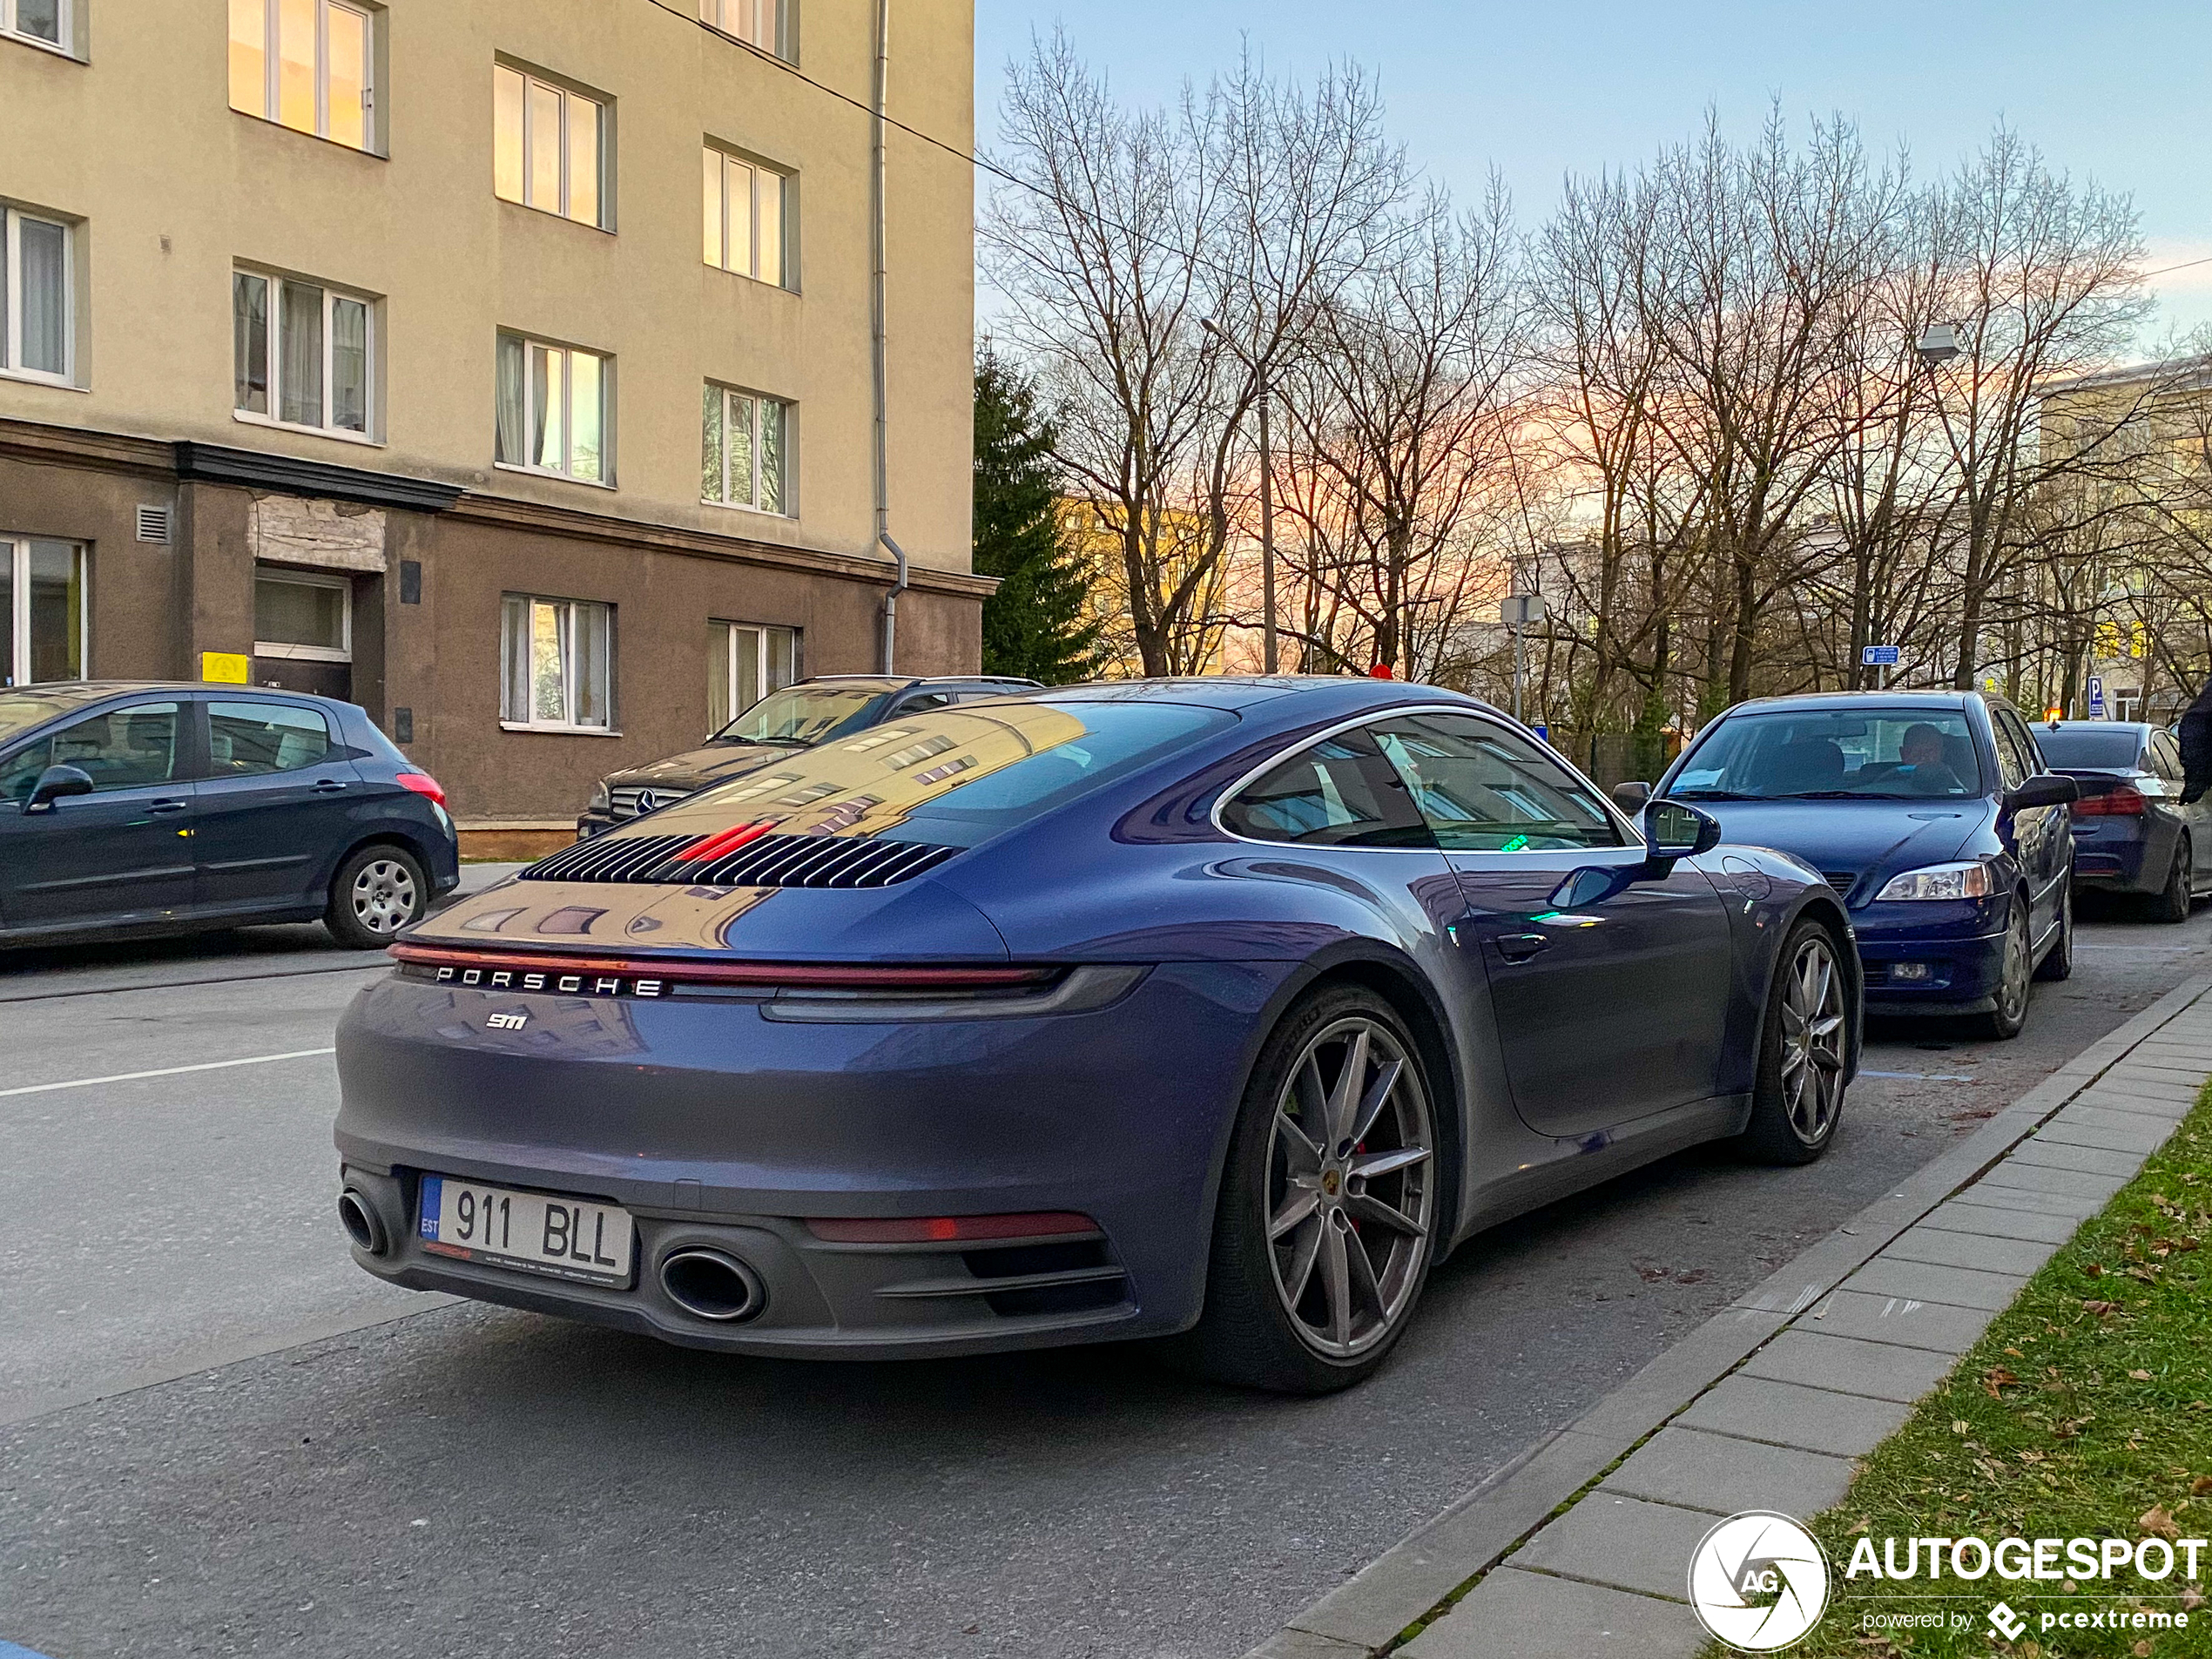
0 0 983 848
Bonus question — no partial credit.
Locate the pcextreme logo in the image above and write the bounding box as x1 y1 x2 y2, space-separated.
1689 1511 1832 1652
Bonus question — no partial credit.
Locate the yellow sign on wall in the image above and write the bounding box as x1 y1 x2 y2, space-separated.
199 651 250 684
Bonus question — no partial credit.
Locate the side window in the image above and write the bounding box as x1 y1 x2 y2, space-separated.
892 691 954 716
1988 717 2029 791
1219 726 1433 849
209 701 335 776
1371 714 1626 852
44 701 181 791
2001 711 2047 777
1 738 49 805
2151 732 2185 783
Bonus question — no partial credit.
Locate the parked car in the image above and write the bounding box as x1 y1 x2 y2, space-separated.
0 682 458 949
336 678 1857 1394
1620 691 2077 1039
2035 719 2210 921
575 675 1042 837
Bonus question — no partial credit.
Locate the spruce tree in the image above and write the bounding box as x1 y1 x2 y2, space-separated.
973 347 1105 683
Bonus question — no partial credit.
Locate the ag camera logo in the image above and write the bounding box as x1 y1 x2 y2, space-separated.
1689 1511 1831 1651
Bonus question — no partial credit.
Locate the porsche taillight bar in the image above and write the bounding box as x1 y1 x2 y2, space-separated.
388 941 1060 990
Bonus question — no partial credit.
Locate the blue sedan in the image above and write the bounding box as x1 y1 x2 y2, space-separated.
334 678 1857 1393
1632 691 2078 1040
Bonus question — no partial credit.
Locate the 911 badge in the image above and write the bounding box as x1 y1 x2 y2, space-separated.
485 1012 529 1030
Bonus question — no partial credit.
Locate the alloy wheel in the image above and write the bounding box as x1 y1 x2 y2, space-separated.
1264 1016 1433 1359
1777 934 1846 1143
350 859 420 935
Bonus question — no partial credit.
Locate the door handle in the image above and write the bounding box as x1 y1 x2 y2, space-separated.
146 798 190 814
311 779 349 794
1494 933 1553 963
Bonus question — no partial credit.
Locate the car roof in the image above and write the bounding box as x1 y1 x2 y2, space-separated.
798 674 1043 691
2044 719 2152 732
1718 690 1983 716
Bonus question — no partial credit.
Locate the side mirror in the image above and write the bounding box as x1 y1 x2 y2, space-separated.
1611 780 1653 812
1644 799 1722 863
25 764 94 813
2004 773 2080 813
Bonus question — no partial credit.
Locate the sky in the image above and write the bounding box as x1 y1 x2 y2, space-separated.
972 0 2212 345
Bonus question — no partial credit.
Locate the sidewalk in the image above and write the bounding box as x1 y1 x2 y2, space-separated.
1245 973 2212 1659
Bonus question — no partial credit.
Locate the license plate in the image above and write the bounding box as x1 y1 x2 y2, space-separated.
418 1175 634 1285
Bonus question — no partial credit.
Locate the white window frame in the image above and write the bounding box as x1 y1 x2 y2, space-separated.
493 64 610 229
708 620 798 731
501 593 617 734
3 536 89 688
703 145 790 287
702 382 792 516
0 0 73 57
252 567 352 662
3 207 74 388
496 334 612 486
233 266 377 442
230 0 377 152
698 0 782 57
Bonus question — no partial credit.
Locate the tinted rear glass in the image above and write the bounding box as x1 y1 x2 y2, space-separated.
716 685 888 745
1671 709 1984 799
2032 726 2146 770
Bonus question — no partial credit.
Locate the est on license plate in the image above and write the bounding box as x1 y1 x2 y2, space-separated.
419 1175 635 1285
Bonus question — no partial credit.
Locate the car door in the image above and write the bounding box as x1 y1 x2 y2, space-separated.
1993 708 2063 941
191 698 363 915
1368 711 1735 1136
0 699 196 934
2149 732 2209 883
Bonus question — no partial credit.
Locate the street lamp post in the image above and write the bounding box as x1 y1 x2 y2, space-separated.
1201 319 1278 674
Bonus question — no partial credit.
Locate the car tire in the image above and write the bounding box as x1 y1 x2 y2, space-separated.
2033 880 2074 981
1167 986 1440 1394
1973 902 2033 1041
2150 836 2193 925
1737 920 1850 1166
326 844 428 949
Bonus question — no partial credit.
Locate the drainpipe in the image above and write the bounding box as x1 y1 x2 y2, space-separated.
880 532 909 674
870 0 898 671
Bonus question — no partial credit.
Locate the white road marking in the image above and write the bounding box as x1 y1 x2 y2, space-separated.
0 1048 337 1099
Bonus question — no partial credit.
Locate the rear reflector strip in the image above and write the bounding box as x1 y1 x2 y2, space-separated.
806 1213 1102 1244
388 941 1060 992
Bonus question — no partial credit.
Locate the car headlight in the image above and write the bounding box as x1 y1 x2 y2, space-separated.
1875 860 1995 901
590 781 610 812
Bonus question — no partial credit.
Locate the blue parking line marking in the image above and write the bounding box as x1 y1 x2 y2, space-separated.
2 1639 61 1659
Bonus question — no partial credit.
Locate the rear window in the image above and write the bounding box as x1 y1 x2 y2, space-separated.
2032 726 2145 771
715 685 888 745
654 699 1236 849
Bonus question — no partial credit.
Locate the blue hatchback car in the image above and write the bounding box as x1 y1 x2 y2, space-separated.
0 682 459 949
1628 691 2080 1038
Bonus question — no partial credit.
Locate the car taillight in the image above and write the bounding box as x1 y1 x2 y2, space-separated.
395 772 447 807
2076 785 2146 817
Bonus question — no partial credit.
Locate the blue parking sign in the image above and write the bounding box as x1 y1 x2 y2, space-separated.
1861 644 1899 667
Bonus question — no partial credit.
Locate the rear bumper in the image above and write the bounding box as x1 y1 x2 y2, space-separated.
2070 819 2162 894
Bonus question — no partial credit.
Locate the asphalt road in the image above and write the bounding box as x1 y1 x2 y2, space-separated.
3 891 2209 1659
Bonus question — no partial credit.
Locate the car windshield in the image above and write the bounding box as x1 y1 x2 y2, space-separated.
2033 726 2145 770
1669 709 1985 799
713 685 890 745
651 699 1237 849
0 686 104 745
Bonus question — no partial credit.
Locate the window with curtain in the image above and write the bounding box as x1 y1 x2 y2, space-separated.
702 384 790 515
501 595 614 732
698 0 782 57
706 621 799 733
253 570 351 660
1 537 87 688
228 0 375 152
3 207 72 383
493 65 608 228
2 0 69 52
233 268 373 435
702 147 789 286
496 334 610 483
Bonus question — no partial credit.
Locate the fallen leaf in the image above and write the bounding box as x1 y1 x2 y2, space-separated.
2132 1369 2155 1381
1952 1420 1971 1435
2141 1504 2182 1539
2134 1641 2154 1656
2085 1299 2120 1315
1984 1366 2020 1397
2086 1263 2105 1278
2006 1346 2026 1358
2191 1476 2212 1496
2183 1584 2205 1611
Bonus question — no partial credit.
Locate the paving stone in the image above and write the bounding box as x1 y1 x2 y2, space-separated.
1973 1163 2129 1202
1739 1329 1957 1403
1402 1568 1703 1659
2109 1061 2209 1085
1676 1375 1913 1459
2090 1075 2198 1104
1601 1424 1858 1518
2008 1140 2148 1178
2074 1089 2192 1122
1244 1629 1367 1659
2056 1103 2187 1135
1875 1224 2059 1278
1797 1288 1999 1352
1845 1256 2029 1312
2038 1117 2172 1155
1504 1494 1711 1602
1920 1201 2083 1245
1946 1183 2104 1221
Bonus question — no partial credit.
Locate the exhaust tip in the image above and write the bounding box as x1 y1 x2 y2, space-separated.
338 1187 388 1256
659 1248 766 1323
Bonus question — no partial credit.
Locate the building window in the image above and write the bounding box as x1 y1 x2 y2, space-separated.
2 537 86 687
702 384 789 515
253 569 351 661
2 0 69 54
708 621 797 732
493 65 606 229
3 207 72 384
496 334 609 483
228 0 375 153
698 0 781 57
702 147 788 286
233 269 374 436
502 595 613 732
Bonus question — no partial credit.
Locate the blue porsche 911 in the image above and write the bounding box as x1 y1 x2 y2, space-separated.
334 678 1858 1393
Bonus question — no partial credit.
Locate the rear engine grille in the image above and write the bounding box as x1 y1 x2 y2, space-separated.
1823 870 1858 897
523 831 961 889
608 786 691 820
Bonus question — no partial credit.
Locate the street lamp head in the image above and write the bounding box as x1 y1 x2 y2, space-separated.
1199 317 1225 341
1916 323 1962 367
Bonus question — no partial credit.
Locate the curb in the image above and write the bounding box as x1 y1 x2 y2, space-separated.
1242 970 2212 1659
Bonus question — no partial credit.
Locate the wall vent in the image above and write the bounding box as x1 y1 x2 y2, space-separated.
134 504 173 544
